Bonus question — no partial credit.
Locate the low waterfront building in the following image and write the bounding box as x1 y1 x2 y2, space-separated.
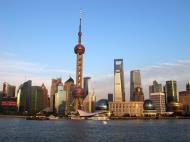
179 82 190 114
109 102 144 117
0 97 17 114
150 93 166 114
143 100 157 117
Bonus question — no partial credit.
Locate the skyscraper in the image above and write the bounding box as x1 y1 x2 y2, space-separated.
72 18 85 111
50 78 62 113
64 77 75 115
149 80 162 94
17 80 32 113
30 86 44 114
83 77 91 99
55 83 66 115
130 70 142 101
164 80 179 104
114 59 125 102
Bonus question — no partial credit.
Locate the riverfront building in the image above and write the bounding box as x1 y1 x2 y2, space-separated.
109 102 144 117
179 81 190 114
150 93 166 114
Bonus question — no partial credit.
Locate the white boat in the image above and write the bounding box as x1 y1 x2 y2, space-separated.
48 115 59 120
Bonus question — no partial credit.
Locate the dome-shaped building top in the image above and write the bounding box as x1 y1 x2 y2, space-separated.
95 99 108 111
144 99 155 110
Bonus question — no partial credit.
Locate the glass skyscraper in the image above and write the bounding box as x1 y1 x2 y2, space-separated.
130 70 142 101
114 59 125 102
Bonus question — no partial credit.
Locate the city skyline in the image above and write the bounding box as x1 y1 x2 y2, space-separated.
0 0 190 100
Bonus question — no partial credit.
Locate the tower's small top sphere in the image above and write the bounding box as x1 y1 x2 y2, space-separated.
74 43 85 55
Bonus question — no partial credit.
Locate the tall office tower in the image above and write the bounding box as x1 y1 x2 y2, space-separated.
164 80 179 104
72 18 85 111
17 80 32 113
55 83 66 115
83 77 91 99
186 80 190 92
64 77 75 115
108 93 113 102
3 82 16 97
114 59 125 102
50 78 62 113
30 86 43 114
41 84 49 109
149 80 162 94
150 93 166 114
130 70 142 101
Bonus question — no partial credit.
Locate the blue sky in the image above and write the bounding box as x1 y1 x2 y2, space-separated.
0 0 190 99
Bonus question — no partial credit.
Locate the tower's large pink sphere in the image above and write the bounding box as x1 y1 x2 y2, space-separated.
74 43 85 55
72 87 84 97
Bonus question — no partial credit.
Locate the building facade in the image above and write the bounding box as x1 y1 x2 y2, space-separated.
109 102 144 117
133 87 144 102
150 93 166 114
3 82 16 97
17 80 32 113
108 93 113 102
179 81 190 114
149 80 162 94
114 59 125 102
164 80 179 104
50 78 62 113
64 77 75 115
55 83 66 115
130 70 142 101
30 86 44 114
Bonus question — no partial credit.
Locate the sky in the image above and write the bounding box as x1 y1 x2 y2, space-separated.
0 0 190 100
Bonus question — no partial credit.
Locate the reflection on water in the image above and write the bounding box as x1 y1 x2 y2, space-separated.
0 118 190 142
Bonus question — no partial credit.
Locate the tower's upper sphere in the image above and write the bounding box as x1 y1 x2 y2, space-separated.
74 43 85 55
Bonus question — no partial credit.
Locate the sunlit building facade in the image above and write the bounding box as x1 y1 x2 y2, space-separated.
55 83 66 115
3 82 16 97
50 78 62 113
150 93 166 114
149 80 162 94
64 77 75 115
109 102 144 117
114 59 125 102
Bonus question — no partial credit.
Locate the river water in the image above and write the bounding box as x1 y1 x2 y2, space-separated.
0 118 190 142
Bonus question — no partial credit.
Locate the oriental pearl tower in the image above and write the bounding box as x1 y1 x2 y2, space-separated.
72 17 85 111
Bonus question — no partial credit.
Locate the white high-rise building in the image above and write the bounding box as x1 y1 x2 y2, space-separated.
55 83 66 114
150 92 166 114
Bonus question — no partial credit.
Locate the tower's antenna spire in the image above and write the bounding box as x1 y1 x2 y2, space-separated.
78 10 83 43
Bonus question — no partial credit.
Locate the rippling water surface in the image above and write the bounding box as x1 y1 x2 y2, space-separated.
0 118 190 142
